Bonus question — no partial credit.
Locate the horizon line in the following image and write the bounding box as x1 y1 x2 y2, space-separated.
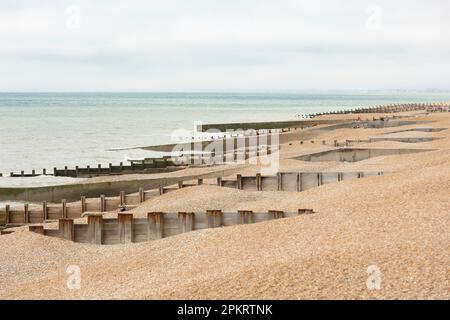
2 89 450 94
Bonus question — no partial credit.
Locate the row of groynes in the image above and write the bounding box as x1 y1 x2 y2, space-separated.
29 209 315 245
307 102 449 118
7 102 448 178
200 102 448 131
0 171 382 229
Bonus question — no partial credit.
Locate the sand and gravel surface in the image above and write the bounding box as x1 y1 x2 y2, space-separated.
0 112 449 299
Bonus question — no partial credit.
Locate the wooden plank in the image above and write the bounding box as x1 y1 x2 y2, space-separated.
148 212 164 240
206 210 222 228
298 209 314 215
178 212 195 233
268 210 284 219
59 219 74 241
29 225 44 235
118 213 134 244
238 210 253 224
87 214 103 244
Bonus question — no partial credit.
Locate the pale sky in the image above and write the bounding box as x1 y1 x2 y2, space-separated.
1 0 450 91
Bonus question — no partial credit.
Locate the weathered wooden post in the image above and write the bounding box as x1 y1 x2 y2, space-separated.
87 165 90 175
24 203 29 224
75 166 79 177
109 163 113 173
139 188 144 203
317 172 323 186
59 219 74 241
118 213 134 244
31 170 35 177
197 178 203 185
53 167 57 176
267 133 272 155
178 212 195 233
100 195 106 212
98 164 102 174
148 212 164 240
256 173 262 191
87 214 103 244
216 177 222 186
159 185 164 195
80 196 86 213
29 225 44 235
42 201 48 221
206 210 222 228
296 173 301 192
268 210 284 219
298 209 314 215
62 199 67 218
277 172 282 191
238 210 253 224
119 191 125 206
236 174 243 190
5 204 10 225
358 172 364 178
64 166 68 176
178 181 183 189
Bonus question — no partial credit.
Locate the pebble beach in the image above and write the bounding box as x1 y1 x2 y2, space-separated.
0 111 449 300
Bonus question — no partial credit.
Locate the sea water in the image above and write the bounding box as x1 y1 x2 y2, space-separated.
1 91 449 187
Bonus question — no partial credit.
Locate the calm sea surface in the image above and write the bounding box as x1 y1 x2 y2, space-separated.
1 92 449 186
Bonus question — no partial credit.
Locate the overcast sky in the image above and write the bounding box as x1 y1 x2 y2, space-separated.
1 0 450 91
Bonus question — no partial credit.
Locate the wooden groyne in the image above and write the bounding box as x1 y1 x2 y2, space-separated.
199 119 348 132
6 113 431 178
29 209 315 245
306 102 449 118
8 158 184 178
0 170 382 228
199 103 437 132
219 171 383 192
344 137 440 146
0 165 246 203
